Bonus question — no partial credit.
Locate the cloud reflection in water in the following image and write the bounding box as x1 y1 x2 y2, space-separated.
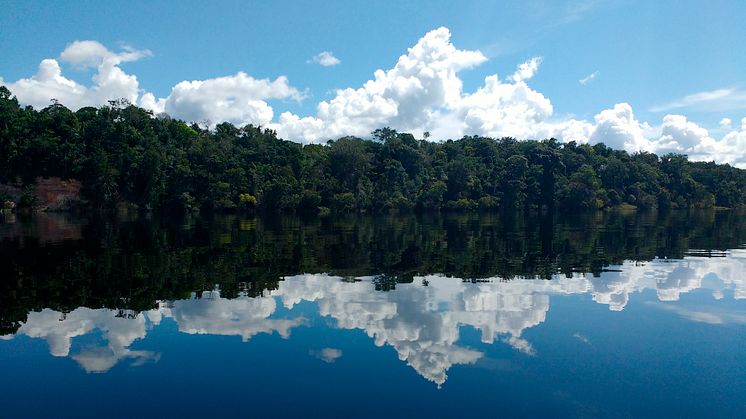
3 252 744 385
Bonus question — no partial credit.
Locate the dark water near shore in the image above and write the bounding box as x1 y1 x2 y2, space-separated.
1 210 745 418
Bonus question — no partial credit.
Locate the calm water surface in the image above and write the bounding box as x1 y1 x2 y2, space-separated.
1 211 745 418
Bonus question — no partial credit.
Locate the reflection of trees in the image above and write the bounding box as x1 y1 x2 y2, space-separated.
6 256 743 383
2 210 746 333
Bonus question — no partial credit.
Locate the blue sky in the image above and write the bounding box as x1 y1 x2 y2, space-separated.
2 0 746 164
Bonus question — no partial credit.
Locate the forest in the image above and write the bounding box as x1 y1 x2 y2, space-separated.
2 85 745 214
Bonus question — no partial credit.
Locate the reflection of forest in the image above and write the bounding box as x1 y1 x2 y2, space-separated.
2 209 746 334
4 256 744 384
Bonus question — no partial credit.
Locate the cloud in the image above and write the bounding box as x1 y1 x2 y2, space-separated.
59 40 115 69
310 51 341 67
589 103 653 151
657 114 712 150
156 73 304 127
3 30 746 167
648 114 746 168
3 40 147 110
60 40 151 69
266 27 743 164
573 333 591 344
450 59 605 144
4 290 307 373
553 0 602 26
709 121 746 168
6 307 159 373
272 32 556 144
579 71 599 86
1 39 304 130
3 40 153 111
271 27 488 142
453 71 553 140
650 88 746 113
310 347 343 363
73 346 159 374
648 302 746 325
167 290 307 341
510 57 542 82
274 33 746 166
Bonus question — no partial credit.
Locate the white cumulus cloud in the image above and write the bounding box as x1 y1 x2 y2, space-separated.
310 51 341 67
156 73 304 127
646 114 746 167
589 103 653 152
272 28 553 143
60 40 151 69
453 70 553 140
3 40 148 110
1 40 305 130
271 27 488 142
510 57 542 82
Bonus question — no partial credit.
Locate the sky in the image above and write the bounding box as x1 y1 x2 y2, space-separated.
1 0 746 165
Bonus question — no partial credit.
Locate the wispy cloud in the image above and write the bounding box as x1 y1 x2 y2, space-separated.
579 71 599 86
650 88 746 112
553 0 604 26
647 302 746 325
309 51 341 67
573 332 591 344
310 347 343 363
482 1 608 58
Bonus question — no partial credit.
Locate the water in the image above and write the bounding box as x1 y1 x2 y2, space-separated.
1 211 745 418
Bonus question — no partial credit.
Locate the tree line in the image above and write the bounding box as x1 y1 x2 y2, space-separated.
2 86 745 213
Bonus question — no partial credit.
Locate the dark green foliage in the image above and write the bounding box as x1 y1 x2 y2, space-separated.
1 87 745 213
3 209 746 333
18 185 38 208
